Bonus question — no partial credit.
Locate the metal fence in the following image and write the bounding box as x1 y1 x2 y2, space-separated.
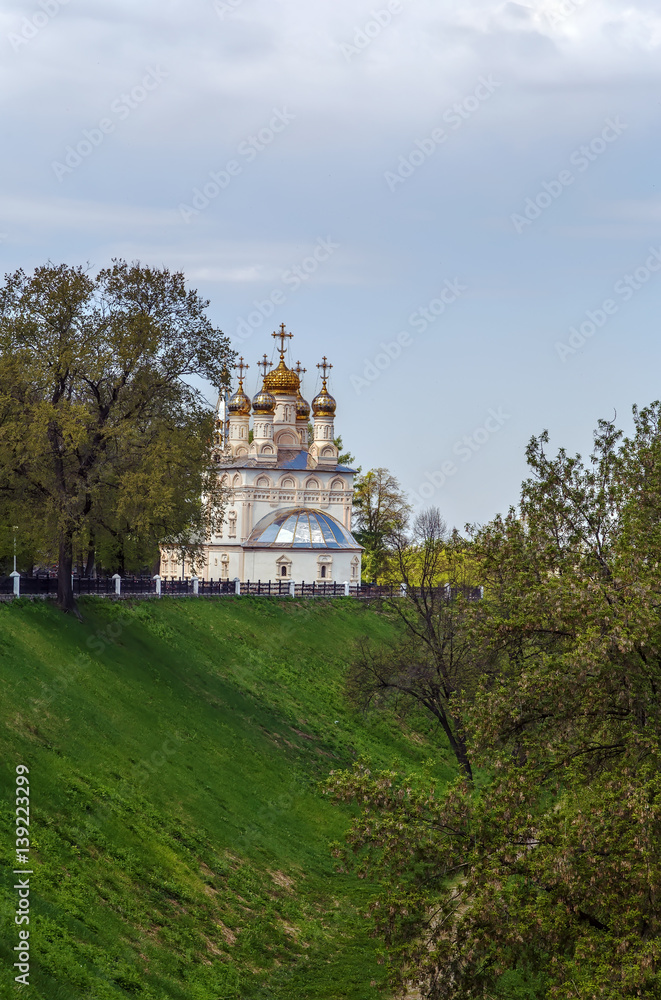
0 574 482 602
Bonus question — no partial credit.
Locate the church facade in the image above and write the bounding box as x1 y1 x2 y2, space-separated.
160 325 362 584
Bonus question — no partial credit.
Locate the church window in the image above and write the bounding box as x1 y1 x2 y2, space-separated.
281 477 295 489
228 512 237 538
281 565 287 577
331 478 344 491
257 476 270 488
305 478 319 490
320 565 327 579
232 474 241 487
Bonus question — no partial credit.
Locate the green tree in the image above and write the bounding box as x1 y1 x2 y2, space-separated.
352 467 411 582
0 260 234 612
328 404 661 999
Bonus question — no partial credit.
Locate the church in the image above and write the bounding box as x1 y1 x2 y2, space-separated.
161 325 362 584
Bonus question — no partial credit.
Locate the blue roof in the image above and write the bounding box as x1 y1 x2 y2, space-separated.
244 507 362 550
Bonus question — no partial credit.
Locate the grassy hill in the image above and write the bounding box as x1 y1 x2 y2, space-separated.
0 596 456 999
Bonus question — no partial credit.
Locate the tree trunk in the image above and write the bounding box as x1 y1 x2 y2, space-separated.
84 532 96 578
57 530 77 614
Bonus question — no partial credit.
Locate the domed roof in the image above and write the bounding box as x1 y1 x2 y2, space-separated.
312 384 336 415
228 386 251 415
296 392 311 420
263 358 300 394
252 387 276 414
243 507 361 549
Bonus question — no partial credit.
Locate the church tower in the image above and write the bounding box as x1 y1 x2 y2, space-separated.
263 325 300 451
227 357 251 457
309 356 338 468
250 354 277 464
294 361 311 451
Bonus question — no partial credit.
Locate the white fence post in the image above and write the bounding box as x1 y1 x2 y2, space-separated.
153 574 162 597
400 582 407 597
10 571 20 597
289 579 295 597
192 576 199 595
112 573 121 596
234 577 241 596
344 580 349 597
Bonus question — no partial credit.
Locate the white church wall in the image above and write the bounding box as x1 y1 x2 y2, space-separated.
243 548 361 585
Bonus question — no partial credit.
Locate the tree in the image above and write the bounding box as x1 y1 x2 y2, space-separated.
0 260 234 612
328 405 661 999
334 434 357 467
352 467 411 581
349 508 491 779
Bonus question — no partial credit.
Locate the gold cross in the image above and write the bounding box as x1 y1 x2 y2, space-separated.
235 356 249 385
317 356 333 384
257 354 270 378
294 361 307 378
272 322 293 357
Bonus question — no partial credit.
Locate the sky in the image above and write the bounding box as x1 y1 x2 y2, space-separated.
2 0 661 531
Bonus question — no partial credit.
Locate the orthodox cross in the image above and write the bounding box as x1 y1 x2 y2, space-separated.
257 354 270 378
235 356 249 386
294 361 307 380
272 323 293 357
317 356 333 386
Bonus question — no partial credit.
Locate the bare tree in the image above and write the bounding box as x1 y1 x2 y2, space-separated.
349 507 493 780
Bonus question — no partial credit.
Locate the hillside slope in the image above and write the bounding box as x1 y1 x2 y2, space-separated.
0 596 455 999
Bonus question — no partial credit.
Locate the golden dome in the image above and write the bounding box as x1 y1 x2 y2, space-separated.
263 357 300 394
296 392 311 420
312 384 336 416
228 386 251 415
252 387 276 414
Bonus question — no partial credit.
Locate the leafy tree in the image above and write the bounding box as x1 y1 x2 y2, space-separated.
328 404 661 999
334 434 357 468
0 260 234 612
352 467 411 582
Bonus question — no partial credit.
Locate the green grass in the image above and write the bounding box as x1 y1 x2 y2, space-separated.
0 596 456 999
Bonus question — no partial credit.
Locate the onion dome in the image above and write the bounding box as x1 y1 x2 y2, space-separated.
312 384 336 416
252 387 276 414
263 357 300 394
228 385 251 415
296 392 311 421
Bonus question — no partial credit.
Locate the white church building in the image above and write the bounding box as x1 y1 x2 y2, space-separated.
161 325 362 585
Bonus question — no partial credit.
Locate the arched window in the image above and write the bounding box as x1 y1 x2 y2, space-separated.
305 478 319 490
256 476 270 488
281 564 287 577
320 565 327 579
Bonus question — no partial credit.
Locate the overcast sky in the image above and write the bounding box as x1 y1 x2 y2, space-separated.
3 0 661 529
